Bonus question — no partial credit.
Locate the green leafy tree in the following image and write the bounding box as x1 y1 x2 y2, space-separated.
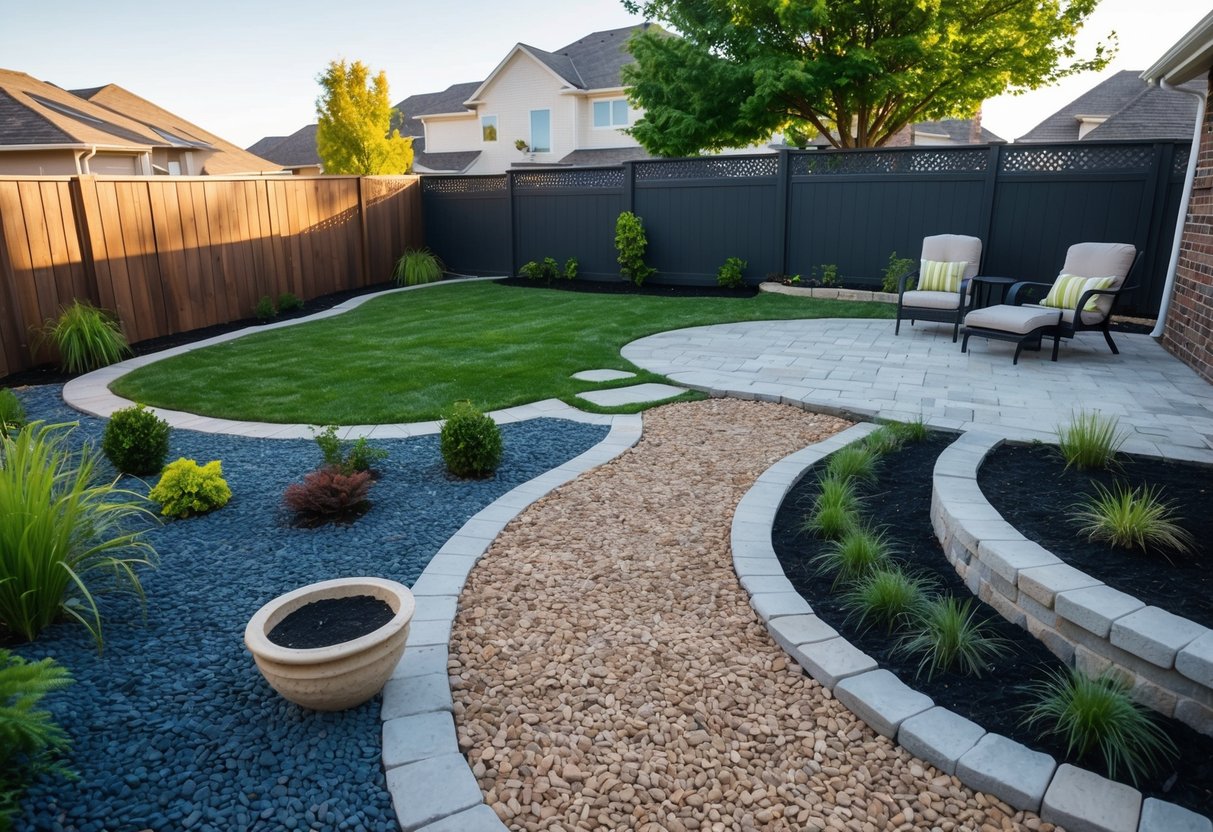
315 60 414 174
621 0 1114 152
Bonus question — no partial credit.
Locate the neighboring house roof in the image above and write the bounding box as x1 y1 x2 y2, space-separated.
548 24 657 90
394 81 481 137
913 118 1004 144
246 135 286 157
71 83 283 174
558 147 654 166
0 87 73 144
247 124 321 168
0 68 160 148
1017 70 1202 142
413 139 481 173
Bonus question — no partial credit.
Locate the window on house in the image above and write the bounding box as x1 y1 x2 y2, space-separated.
593 99 629 128
530 109 551 153
481 115 498 142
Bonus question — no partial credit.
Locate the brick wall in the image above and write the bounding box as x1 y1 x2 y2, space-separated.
1162 69 1213 383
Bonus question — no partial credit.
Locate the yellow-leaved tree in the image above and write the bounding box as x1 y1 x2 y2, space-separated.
315 60 413 174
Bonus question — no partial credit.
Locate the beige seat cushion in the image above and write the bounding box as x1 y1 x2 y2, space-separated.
902 290 961 310
921 234 982 281
1025 303 1104 326
965 304 1061 335
1056 242 1136 316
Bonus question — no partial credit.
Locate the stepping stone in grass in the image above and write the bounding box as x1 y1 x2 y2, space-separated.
576 383 686 407
571 368 637 382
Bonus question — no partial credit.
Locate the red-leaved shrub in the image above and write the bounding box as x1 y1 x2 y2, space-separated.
283 466 372 526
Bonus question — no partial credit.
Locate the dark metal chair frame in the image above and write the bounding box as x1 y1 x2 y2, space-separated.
894 270 975 343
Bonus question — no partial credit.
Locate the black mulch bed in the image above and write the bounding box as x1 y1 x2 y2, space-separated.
494 276 758 298
268 596 395 649
978 443 1213 628
771 432 1213 816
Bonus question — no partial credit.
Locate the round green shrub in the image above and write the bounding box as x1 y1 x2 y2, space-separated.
440 401 502 478
102 404 171 475
148 458 231 518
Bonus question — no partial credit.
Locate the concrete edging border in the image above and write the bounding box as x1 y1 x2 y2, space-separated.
732 426 1210 832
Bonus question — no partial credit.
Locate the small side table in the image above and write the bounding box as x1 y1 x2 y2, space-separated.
969 275 1018 310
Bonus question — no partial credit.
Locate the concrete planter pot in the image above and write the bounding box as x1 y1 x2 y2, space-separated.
244 577 415 711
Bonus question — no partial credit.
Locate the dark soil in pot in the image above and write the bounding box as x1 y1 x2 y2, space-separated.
771 432 1213 816
978 443 1213 628
494 276 758 298
267 595 395 649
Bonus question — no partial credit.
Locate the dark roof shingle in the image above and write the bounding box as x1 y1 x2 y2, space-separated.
1017 70 1202 142
0 88 72 145
394 82 481 137
252 123 320 167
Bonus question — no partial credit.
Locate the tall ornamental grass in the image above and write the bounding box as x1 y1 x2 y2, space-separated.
40 301 131 374
1057 410 1126 471
0 422 157 649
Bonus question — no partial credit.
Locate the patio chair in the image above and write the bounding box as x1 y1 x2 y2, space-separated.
894 234 984 342
961 242 1141 364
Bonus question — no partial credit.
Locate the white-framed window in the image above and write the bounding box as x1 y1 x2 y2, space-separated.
592 99 629 128
529 109 551 153
481 115 498 142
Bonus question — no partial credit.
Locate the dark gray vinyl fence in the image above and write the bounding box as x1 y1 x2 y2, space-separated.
422 141 1190 317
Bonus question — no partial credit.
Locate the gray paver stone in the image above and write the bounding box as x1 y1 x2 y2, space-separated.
417 805 508 831
1041 764 1140 832
383 711 458 768
386 753 484 831
1177 631 1213 688
381 672 453 719
410 572 466 597
955 733 1056 812
576 382 685 406
391 645 449 680
1110 606 1207 669
768 614 838 655
896 706 986 775
1138 797 1213 832
571 369 635 382
407 618 453 648
740 574 795 595
412 595 458 622
976 538 1061 584
733 556 786 576
1055 585 1145 637
750 592 812 621
1016 563 1103 607
793 637 877 688
833 670 933 738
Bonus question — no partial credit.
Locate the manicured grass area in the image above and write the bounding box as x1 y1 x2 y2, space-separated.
113 281 893 424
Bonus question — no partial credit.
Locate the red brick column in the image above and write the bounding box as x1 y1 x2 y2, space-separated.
1162 70 1213 383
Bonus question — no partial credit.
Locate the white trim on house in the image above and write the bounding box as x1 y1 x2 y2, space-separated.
1142 10 1213 84
464 44 582 106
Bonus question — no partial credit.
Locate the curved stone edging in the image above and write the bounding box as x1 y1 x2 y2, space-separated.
377 413 644 832
732 426 1210 832
933 432 1213 740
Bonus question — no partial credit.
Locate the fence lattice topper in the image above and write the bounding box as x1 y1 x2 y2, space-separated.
513 168 624 190
1173 144 1192 178
634 156 778 181
1000 145 1155 174
791 148 989 176
422 176 507 194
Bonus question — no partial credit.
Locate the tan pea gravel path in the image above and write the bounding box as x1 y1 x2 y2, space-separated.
450 399 1058 832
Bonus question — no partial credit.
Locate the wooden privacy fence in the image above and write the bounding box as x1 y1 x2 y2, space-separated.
0 174 422 377
422 140 1189 318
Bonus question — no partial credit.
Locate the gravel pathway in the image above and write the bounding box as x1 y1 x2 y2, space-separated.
451 399 1055 832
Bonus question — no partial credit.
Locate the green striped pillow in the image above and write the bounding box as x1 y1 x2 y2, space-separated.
1041 274 1115 312
918 259 966 293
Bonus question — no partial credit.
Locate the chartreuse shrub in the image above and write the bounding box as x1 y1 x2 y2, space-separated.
0 650 74 829
0 422 156 648
149 459 231 519
813 527 892 586
803 473 861 540
824 445 878 484
1023 668 1176 785
716 257 747 289
102 404 170 475
0 390 25 438
393 248 443 286
897 596 1010 679
440 401 502 478
614 211 655 286
1057 410 1126 470
842 566 931 633
881 251 916 294
312 426 388 475
41 300 130 374
1072 483 1193 557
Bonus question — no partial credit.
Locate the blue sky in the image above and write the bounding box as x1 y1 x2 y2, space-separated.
1 0 1206 149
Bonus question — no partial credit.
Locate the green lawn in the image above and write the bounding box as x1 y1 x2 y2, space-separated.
112 281 893 424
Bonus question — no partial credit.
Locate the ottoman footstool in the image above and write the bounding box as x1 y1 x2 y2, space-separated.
962 305 1063 364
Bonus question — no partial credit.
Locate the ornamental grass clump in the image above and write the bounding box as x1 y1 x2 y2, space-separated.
393 248 444 286
101 404 171 475
841 566 931 632
148 458 231 519
824 445 878 484
803 473 861 540
0 389 25 438
1057 410 1126 471
813 526 892 586
440 401 502 478
0 650 74 829
896 596 1010 680
1072 482 1193 557
861 426 904 456
0 422 157 648
1023 668 1176 785
886 417 929 444
40 300 130 374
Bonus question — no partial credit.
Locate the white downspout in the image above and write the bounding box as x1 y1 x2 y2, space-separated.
80 145 97 176
1151 79 1206 338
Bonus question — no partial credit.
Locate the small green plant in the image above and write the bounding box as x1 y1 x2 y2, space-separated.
440 401 503 478
311 426 388 474
0 422 156 648
1057 410 1126 471
519 258 561 284
803 473 862 539
786 274 801 285
1072 482 1194 557
861 426 904 456
615 211 656 286
813 526 892 586
0 650 75 828
563 258 578 280
393 248 444 286
101 403 171 476
716 256 747 289
897 596 1010 679
881 251 916 294
149 458 231 519
817 263 839 287
40 300 130 374
0 389 25 438
277 292 303 312
346 437 388 474
825 445 878 484
314 425 344 469
514 139 529 152
254 296 277 321
1023 668 1177 785
842 566 931 632
886 418 929 444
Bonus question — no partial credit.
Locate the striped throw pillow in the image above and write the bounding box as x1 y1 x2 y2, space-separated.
918 259 967 293
1041 274 1115 312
